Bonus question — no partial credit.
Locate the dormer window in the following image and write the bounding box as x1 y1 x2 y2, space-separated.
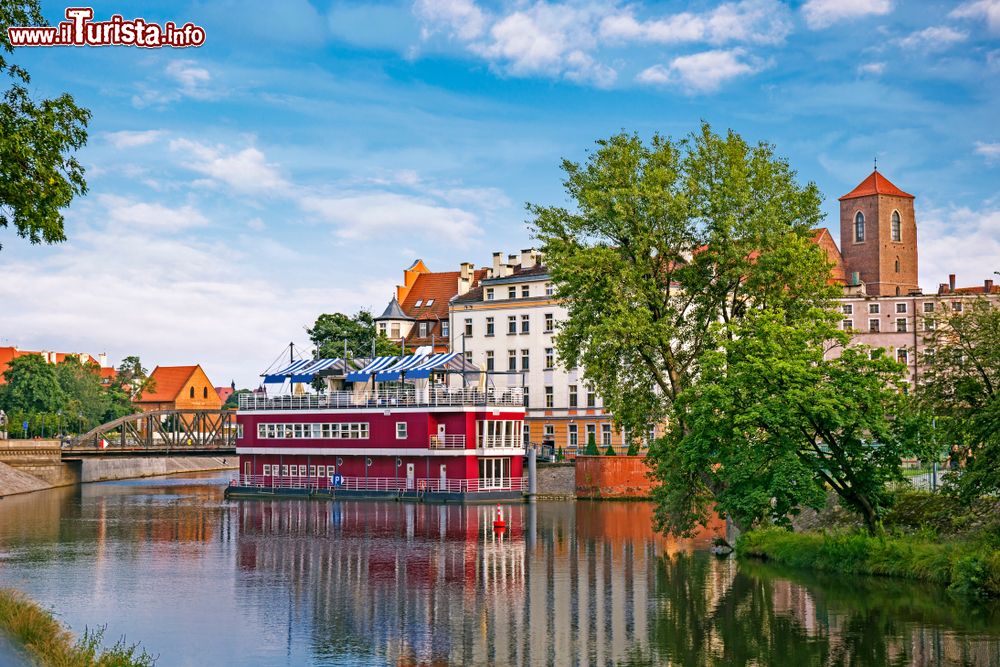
854 212 865 243
486 288 494 301
508 286 516 299
425 299 434 306
891 211 901 242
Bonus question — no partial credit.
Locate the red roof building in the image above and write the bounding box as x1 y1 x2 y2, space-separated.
0 346 113 385
134 365 222 412
838 170 914 201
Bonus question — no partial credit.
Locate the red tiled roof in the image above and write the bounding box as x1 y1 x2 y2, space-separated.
951 285 1000 295
839 171 914 201
215 386 234 402
401 269 488 320
137 365 199 403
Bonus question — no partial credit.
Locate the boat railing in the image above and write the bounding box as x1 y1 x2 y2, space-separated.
477 436 522 450
429 434 467 449
231 474 526 493
239 386 524 411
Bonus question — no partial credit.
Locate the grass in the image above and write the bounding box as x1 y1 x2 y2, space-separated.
737 527 1000 599
0 588 155 666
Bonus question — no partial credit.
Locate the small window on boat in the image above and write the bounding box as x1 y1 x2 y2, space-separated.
396 422 407 439
263 464 270 475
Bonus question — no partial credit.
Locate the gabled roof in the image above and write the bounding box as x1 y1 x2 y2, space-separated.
137 365 200 403
402 269 487 320
376 296 413 321
839 170 914 201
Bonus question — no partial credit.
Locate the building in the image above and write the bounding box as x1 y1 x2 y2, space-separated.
0 346 114 385
133 365 222 412
375 259 487 353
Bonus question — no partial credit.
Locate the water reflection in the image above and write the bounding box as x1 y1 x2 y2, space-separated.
0 477 997 666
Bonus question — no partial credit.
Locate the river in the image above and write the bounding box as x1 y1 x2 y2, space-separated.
0 473 997 666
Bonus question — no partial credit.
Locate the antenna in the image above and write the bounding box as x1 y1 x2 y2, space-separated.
874 155 878 171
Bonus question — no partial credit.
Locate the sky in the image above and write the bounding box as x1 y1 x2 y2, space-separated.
1 0 998 388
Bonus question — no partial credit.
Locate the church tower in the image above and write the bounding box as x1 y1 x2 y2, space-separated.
838 169 919 296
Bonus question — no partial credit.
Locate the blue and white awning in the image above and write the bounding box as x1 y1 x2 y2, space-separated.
374 353 433 381
345 356 399 382
405 352 461 379
264 358 343 384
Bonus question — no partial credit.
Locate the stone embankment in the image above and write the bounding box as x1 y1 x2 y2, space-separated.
536 462 575 499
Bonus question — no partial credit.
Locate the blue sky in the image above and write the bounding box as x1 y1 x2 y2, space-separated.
1 0 998 387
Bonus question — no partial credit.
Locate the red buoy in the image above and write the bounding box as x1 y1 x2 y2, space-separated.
492 504 506 531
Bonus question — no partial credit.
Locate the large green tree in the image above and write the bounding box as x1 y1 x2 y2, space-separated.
919 297 1000 502
307 310 401 359
0 354 65 413
0 1 90 250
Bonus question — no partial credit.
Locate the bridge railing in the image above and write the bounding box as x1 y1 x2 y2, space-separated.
65 409 238 451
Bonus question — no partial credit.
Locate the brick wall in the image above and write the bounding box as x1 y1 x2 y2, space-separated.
575 455 658 498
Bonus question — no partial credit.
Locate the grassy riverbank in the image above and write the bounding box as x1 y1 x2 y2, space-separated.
0 588 154 666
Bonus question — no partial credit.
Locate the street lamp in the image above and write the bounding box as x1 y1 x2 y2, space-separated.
57 410 62 438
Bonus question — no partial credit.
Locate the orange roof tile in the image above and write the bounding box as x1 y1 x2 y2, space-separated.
839 171 914 201
400 269 487 321
137 365 199 403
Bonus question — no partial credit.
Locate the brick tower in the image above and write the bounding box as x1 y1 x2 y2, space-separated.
838 170 918 296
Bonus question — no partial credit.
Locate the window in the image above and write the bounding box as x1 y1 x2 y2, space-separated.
508 286 516 299
523 386 529 407
601 423 612 446
281 465 289 476
869 318 880 332
263 464 271 475
415 299 423 307
925 318 936 331
396 422 407 439
464 318 473 336
485 350 494 371
391 323 400 338
895 257 900 273
896 303 907 313
568 424 578 448
237 424 244 439
543 424 555 442
309 465 316 477
419 322 428 337
478 457 511 489
486 317 495 336
586 424 596 446
426 299 434 306
587 389 596 408
486 288 494 301
523 422 531 446
923 302 934 313
896 318 907 333
508 350 517 371
896 286 901 296
464 350 472 363
545 386 554 408
378 322 387 335
545 347 554 369
843 319 853 330
521 314 530 333
842 304 853 315
521 285 530 298
854 212 865 242
869 303 880 314
545 282 554 296
521 349 530 370
441 320 449 337
896 348 908 364
891 210 901 242
544 313 554 332
569 384 578 407
317 465 325 477
507 315 517 334
189 387 195 398
203 387 208 399
952 301 963 312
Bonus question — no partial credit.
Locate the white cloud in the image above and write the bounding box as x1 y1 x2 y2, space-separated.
919 203 1000 289
105 130 165 149
414 0 487 40
896 26 968 50
802 0 892 29
974 141 1000 162
96 194 209 231
637 49 761 93
600 0 792 46
950 0 1000 33
857 62 886 76
132 60 216 108
300 191 483 245
169 139 288 193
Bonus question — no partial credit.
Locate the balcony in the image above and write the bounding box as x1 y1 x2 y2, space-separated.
239 386 525 412
429 434 467 449
231 474 526 494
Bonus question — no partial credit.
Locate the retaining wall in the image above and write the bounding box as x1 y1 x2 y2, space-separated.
79 456 235 483
575 455 658 499
536 462 576 499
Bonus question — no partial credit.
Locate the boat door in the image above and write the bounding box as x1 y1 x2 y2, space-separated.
406 463 415 490
437 423 446 445
439 463 447 490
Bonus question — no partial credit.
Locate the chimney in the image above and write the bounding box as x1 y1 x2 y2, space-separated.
508 254 518 266
938 283 949 295
949 274 956 292
520 248 536 269
458 276 470 296
98 352 108 367
986 279 994 294
492 252 503 274
460 261 474 281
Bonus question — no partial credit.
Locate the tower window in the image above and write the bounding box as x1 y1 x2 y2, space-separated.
891 211 901 242
895 257 901 273
854 212 865 243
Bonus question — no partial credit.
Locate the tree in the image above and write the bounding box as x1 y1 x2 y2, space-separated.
308 310 400 359
224 388 251 409
531 125 838 533
0 354 65 413
0 1 91 251
919 297 1000 502
53 355 110 430
661 309 925 535
584 432 600 456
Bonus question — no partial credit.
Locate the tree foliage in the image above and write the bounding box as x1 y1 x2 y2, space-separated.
919 298 1000 502
308 310 401 359
0 1 91 251
0 354 64 413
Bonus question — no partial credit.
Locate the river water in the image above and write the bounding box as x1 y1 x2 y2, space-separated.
0 473 998 666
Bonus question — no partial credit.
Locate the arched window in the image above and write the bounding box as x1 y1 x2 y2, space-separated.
895 256 901 273
189 387 195 399
891 210 901 242
203 387 208 399
854 212 865 242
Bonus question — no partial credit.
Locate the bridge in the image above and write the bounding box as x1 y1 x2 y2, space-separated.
63 409 238 457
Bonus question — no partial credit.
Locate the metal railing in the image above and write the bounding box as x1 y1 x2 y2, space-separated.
429 434 467 449
231 474 526 493
478 436 522 450
239 387 524 411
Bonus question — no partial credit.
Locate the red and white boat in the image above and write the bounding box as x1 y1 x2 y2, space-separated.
226 350 528 502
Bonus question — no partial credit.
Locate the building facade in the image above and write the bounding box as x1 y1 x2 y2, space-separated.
134 364 222 412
